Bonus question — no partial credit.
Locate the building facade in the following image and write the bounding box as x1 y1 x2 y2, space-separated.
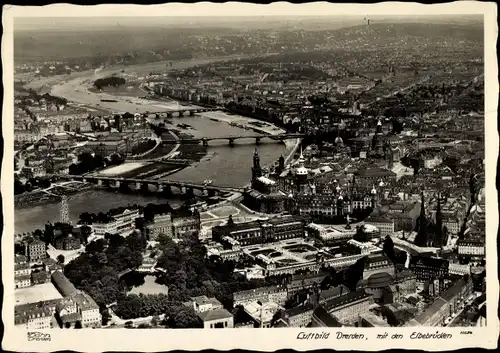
92 209 140 237
146 213 173 241
323 290 373 325
212 216 306 246
25 240 47 262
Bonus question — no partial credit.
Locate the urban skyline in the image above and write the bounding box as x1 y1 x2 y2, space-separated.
3 3 498 352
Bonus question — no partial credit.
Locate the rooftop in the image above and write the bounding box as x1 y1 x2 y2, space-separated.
198 308 233 322
15 282 64 306
312 306 343 327
323 290 371 312
285 304 314 317
73 291 99 311
319 285 350 301
191 295 222 307
51 270 78 297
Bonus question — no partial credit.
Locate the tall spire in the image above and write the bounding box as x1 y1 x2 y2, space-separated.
435 192 443 247
252 148 262 182
420 191 425 217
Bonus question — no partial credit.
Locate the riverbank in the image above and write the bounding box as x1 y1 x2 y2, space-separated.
14 182 95 209
199 110 286 136
22 54 261 91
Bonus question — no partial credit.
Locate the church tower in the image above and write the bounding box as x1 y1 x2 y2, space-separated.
415 191 429 247
295 146 309 192
251 148 262 184
386 145 394 170
372 120 385 156
278 155 285 173
370 185 378 209
435 192 443 248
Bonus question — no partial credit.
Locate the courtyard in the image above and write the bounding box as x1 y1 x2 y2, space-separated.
244 238 322 266
15 282 63 306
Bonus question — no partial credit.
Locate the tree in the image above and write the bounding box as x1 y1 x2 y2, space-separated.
86 238 106 253
271 309 285 327
57 254 65 264
164 304 202 328
100 306 112 326
151 315 161 327
353 225 370 243
80 225 92 244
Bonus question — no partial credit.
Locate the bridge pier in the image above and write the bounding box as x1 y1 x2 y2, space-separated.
189 111 195 116
202 138 208 147
141 183 149 193
229 138 235 147
157 184 164 193
186 187 194 197
162 185 172 195
119 182 130 193
255 137 261 145
136 182 141 190
181 186 187 194
167 112 173 119
97 179 103 187
208 189 217 197
115 180 121 188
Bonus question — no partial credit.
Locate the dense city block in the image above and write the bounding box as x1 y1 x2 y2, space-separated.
14 15 485 330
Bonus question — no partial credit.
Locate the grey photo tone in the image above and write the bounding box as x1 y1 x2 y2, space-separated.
13 14 485 330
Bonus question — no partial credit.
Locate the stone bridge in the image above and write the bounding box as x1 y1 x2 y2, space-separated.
60 174 244 196
161 133 305 147
145 107 218 119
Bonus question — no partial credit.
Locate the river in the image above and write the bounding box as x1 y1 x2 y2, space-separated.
15 57 292 234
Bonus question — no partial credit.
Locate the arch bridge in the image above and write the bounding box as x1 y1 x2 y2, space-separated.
60 174 244 196
161 133 305 147
145 107 218 119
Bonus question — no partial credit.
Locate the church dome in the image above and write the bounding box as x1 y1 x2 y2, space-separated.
296 166 308 176
379 180 385 187
338 195 343 201
336 185 341 192
335 136 344 145
371 186 377 195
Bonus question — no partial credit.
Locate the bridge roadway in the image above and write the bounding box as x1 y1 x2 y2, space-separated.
97 107 218 119
61 174 245 194
142 107 218 118
125 158 192 166
161 133 305 146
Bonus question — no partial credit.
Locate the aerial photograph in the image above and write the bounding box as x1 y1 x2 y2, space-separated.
12 13 486 330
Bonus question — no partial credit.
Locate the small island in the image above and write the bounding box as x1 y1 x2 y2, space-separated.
94 76 126 90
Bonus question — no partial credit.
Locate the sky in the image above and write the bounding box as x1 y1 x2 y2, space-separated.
11 2 484 31
14 14 483 32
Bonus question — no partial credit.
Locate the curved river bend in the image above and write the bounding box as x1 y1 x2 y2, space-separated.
16 60 291 233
